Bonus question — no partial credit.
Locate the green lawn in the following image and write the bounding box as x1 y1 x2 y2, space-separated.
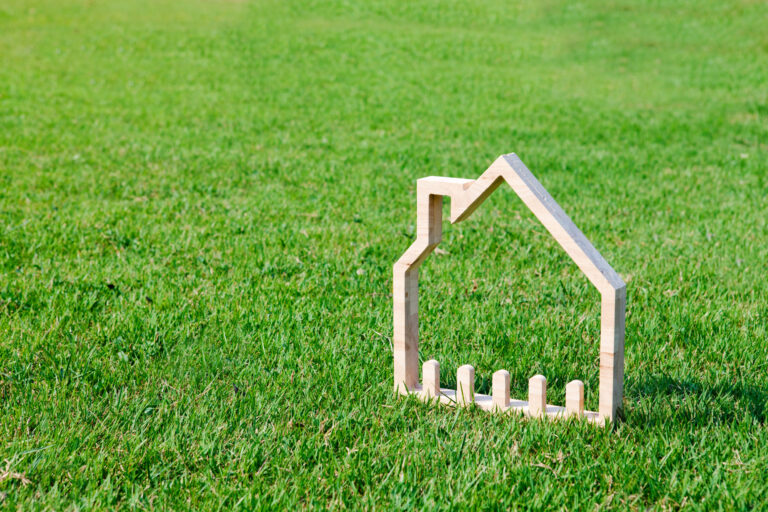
1 0 767 508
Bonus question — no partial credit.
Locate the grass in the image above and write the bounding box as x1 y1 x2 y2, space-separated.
1 0 767 508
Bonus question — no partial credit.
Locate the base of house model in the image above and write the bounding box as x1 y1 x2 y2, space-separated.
403 360 603 425
393 153 626 426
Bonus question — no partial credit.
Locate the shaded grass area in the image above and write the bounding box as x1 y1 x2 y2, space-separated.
1 0 767 508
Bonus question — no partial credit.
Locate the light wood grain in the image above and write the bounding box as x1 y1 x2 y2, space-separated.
457 365 475 406
599 287 626 422
566 380 584 417
393 153 626 425
422 360 440 399
528 375 547 418
492 370 510 410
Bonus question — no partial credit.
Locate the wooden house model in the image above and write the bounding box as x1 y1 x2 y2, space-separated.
393 154 626 424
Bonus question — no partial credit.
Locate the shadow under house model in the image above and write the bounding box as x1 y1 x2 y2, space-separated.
393 153 626 425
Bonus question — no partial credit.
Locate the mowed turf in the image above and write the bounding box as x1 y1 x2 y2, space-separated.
1 0 767 508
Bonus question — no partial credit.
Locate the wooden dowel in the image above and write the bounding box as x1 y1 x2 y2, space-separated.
457 365 475 406
492 370 510 410
566 380 584 417
422 360 440 398
528 374 547 418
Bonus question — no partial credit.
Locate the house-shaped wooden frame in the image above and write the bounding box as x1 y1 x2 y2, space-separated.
393 153 626 425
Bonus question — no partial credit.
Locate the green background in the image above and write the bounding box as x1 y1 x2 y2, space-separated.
1 0 767 508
